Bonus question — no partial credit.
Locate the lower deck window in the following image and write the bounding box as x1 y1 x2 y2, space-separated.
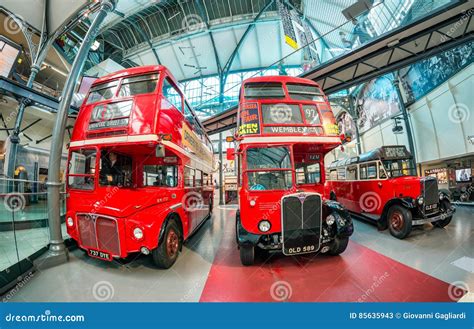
295 163 320 184
143 165 178 187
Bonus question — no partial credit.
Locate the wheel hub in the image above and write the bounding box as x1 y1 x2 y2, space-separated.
390 211 404 231
166 230 179 258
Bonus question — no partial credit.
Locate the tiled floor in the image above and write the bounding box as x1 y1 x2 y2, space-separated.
2 204 473 302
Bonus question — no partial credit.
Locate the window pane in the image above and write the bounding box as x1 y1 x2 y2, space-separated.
118 74 159 97
184 167 194 187
163 79 182 111
247 171 293 190
296 163 320 184
246 147 291 169
143 165 178 187
86 81 118 104
99 150 133 187
287 83 325 102
69 149 96 175
302 105 321 124
244 82 285 99
347 165 358 180
261 104 303 124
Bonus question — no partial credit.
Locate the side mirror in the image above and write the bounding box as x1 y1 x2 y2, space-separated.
226 148 235 161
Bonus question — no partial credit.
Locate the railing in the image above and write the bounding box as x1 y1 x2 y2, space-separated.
0 178 67 274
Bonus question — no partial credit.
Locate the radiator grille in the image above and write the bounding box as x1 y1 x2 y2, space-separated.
77 214 120 256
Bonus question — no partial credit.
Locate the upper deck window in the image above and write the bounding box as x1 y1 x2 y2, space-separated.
244 82 285 99
86 81 118 104
118 73 159 97
287 83 325 102
163 78 182 111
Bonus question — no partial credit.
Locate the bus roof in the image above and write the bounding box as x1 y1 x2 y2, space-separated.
91 65 178 86
243 75 321 87
329 145 413 168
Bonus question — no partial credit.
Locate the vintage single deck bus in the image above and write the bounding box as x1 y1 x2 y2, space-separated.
66 65 214 268
231 75 354 265
326 145 456 239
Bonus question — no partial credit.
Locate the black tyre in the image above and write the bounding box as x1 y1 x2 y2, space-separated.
433 199 453 228
387 204 412 239
152 219 182 269
239 245 255 266
329 237 349 255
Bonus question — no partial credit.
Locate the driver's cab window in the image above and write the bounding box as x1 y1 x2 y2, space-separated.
378 162 387 179
143 165 178 187
99 150 132 187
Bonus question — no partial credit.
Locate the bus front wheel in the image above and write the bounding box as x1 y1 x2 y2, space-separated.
387 205 412 239
240 245 255 266
152 219 182 269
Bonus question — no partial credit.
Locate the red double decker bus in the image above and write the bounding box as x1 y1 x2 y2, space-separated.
231 76 354 265
326 146 456 239
65 65 214 268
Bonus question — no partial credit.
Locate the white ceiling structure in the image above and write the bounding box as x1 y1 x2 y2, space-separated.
127 18 303 81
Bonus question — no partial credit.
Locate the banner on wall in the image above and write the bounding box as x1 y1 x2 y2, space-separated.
336 111 357 143
356 74 401 134
399 41 473 103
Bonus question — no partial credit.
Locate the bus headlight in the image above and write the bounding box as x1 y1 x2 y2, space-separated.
417 196 424 205
66 217 74 227
133 227 144 240
258 220 271 232
326 214 336 226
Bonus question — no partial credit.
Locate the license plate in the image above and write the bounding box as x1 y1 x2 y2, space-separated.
425 203 438 211
88 249 112 261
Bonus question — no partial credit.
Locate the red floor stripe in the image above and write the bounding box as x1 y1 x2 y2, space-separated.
200 214 464 302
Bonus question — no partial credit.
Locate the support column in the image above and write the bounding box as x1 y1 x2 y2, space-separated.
219 132 224 205
394 75 417 168
349 95 362 155
36 0 116 270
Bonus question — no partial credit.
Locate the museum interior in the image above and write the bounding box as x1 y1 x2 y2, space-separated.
0 0 472 303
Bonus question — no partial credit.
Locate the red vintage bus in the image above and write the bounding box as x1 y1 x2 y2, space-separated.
326 145 456 239
231 75 354 265
65 65 214 268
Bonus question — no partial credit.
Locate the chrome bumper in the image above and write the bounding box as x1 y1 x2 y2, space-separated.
412 207 456 225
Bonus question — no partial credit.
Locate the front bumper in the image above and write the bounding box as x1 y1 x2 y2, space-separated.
412 206 456 225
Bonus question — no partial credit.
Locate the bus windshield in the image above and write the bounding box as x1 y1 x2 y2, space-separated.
382 159 416 178
246 146 293 190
